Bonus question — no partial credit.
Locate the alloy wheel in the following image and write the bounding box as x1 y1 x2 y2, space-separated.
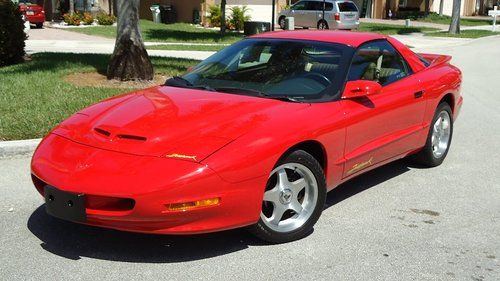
260 163 318 233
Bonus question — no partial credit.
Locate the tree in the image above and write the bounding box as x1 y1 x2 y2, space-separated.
220 0 226 33
69 0 74 14
449 0 461 34
439 0 444 16
0 0 26 66
107 0 154 81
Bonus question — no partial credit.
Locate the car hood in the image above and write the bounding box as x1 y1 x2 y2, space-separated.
52 86 309 162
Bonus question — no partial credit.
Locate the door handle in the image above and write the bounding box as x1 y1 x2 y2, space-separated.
414 90 424 98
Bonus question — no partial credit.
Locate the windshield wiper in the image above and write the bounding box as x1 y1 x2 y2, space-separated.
213 87 302 103
165 76 192 87
212 87 266 96
260 95 303 103
165 76 215 91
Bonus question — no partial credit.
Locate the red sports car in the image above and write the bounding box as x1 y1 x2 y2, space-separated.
18 1 45 28
31 31 463 243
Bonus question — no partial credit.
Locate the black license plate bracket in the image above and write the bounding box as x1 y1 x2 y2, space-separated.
44 185 87 222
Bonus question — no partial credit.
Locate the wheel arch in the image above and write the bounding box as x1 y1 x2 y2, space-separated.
279 140 327 175
439 93 455 113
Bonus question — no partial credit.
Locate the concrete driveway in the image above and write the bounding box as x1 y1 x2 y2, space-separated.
1 36 499 280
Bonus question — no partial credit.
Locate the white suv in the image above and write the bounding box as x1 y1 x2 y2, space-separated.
279 0 360 30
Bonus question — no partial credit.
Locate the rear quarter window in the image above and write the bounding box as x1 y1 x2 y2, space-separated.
337 2 358 12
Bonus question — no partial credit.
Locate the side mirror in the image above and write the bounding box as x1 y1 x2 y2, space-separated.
342 80 382 99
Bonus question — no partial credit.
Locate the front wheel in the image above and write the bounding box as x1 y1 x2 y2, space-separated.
248 150 326 243
36 23 43 28
317 20 329 30
412 102 453 167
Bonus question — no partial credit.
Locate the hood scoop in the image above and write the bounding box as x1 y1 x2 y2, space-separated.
94 127 111 137
116 134 147 142
94 127 147 142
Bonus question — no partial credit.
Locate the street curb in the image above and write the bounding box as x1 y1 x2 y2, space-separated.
0 138 41 159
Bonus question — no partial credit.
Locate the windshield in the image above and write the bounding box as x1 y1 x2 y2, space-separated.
178 38 353 102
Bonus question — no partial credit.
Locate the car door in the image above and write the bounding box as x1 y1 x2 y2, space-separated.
290 1 307 26
303 1 321 27
341 40 426 178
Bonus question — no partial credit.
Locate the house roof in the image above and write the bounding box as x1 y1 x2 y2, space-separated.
251 30 387 47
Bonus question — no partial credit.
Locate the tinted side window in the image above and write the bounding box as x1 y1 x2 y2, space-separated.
292 1 306 10
348 40 411 86
305 1 319 10
337 2 358 12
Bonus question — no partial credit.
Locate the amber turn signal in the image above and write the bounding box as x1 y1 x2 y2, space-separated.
167 197 220 211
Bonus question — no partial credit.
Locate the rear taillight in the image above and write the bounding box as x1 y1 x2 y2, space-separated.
334 13 340 21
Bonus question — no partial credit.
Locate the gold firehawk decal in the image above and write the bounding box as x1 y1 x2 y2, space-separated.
165 153 197 161
347 157 373 175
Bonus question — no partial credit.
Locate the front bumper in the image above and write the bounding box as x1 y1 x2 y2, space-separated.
31 134 265 234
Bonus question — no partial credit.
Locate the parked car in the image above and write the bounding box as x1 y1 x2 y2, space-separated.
279 0 359 30
31 31 463 243
18 1 45 28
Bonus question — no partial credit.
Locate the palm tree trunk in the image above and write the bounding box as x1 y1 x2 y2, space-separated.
69 0 74 14
449 0 461 34
439 0 444 16
107 0 154 81
221 0 226 33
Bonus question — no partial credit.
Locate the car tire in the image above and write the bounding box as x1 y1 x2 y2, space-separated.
317 20 329 30
412 102 453 167
248 150 326 243
278 16 286 30
36 23 43 28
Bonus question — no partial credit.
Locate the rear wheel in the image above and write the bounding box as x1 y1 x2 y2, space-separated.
36 23 43 28
278 16 286 29
249 150 326 243
317 20 329 30
413 102 453 167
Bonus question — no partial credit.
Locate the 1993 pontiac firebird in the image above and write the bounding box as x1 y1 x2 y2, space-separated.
31 31 463 243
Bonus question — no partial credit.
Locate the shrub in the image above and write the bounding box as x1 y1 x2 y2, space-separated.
229 6 251 31
63 12 82 26
96 13 116 25
207 5 221 27
82 12 94 25
0 0 26 67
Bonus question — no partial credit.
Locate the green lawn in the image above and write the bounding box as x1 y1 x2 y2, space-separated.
68 20 244 44
0 53 199 141
359 22 439 35
425 29 498 38
416 13 492 26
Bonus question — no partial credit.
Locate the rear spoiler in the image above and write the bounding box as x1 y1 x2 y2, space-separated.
417 53 452 67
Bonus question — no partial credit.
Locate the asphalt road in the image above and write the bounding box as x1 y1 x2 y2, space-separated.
1 36 500 280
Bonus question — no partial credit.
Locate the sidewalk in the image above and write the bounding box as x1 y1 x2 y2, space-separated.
25 40 214 60
26 23 480 59
360 18 449 30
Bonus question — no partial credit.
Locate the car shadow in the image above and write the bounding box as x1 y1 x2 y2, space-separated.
325 159 421 208
27 206 267 262
27 159 420 262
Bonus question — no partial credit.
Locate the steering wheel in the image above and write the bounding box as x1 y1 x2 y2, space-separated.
301 72 331 87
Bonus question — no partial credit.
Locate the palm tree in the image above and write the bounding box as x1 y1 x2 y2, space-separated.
449 0 461 34
220 0 226 33
107 0 154 81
